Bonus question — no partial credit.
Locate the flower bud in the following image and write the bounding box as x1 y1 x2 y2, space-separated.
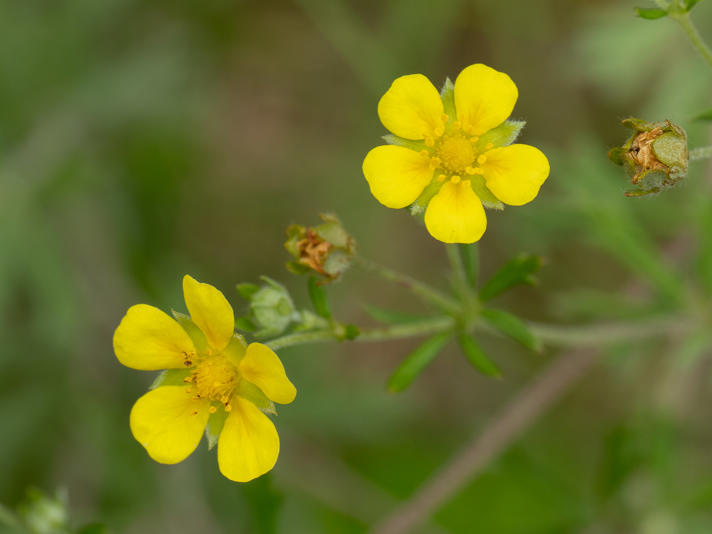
238 277 296 337
608 118 688 197
284 214 356 281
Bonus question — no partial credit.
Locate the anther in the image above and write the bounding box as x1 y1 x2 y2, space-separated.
452 121 461 131
184 360 192 367
183 376 193 383
484 142 494 150
450 175 461 184
469 136 479 143
441 113 449 124
420 149 430 158
477 154 487 165
429 156 441 169
434 126 444 137
224 403 232 412
425 136 435 147
209 406 217 414
465 166 477 175
437 174 447 182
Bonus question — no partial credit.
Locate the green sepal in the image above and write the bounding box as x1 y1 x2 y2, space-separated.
476 120 525 149
440 77 456 120
150 369 191 390
481 308 541 352
470 176 504 210
235 316 258 332
286 261 311 276
382 134 427 152
236 283 260 300
412 180 443 211
364 304 430 324
634 6 668 19
387 331 452 392
171 310 208 352
694 108 712 122
457 333 501 378
308 276 331 319
205 408 228 450
478 254 542 301
607 147 628 166
459 243 479 288
237 381 277 415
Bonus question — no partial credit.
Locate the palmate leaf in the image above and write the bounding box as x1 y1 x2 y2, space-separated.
457 333 501 377
481 308 541 352
478 254 542 301
387 332 452 392
634 6 668 19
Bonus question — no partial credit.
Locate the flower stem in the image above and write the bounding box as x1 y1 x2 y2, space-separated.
265 316 456 350
669 8 712 68
690 146 712 161
354 256 459 314
445 243 478 316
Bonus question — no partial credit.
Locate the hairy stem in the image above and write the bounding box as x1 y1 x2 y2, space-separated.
690 146 712 161
266 316 456 350
670 8 712 68
354 256 459 314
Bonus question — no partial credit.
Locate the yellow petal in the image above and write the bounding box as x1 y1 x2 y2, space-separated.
217 397 280 482
424 180 487 244
114 304 195 370
238 343 296 405
481 144 550 206
377 74 444 140
130 386 209 464
454 64 518 136
183 275 234 353
363 145 433 209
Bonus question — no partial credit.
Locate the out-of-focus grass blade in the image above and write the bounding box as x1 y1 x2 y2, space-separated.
478 254 542 301
363 304 430 324
457 333 501 377
481 308 541 352
694 108 712 121
308 276 331 319
387 332 451 392
458 243 479 288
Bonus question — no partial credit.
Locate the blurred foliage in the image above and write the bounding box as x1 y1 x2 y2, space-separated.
2 0 712 533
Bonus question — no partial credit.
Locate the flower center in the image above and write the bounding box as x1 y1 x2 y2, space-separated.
436 134 476 173
188 356 239 409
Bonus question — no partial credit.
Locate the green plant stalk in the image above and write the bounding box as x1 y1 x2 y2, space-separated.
690 146 712 161
354 256 459 314
669 7 712 68
445 244 477 315
266 316 455 350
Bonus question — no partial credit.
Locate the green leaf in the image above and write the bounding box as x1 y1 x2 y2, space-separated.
481 308 541 352
457 333 501 377
363 304 430 324
684 0 702 11
307 276 331 319
458 243 479 288
693 108 712 122
387 332 452 392
150 369 191 390
634 6 668 19
236 282 260 300
76 523 109 534
479 254 542 301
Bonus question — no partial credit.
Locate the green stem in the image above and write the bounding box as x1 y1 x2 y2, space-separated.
445 244 477 315
266 316 456 350
525 316 689 347
354 256 459 314
669 9 712 68
690 146 712 161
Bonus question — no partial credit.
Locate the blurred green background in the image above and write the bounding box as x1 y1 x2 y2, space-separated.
2 0 712 532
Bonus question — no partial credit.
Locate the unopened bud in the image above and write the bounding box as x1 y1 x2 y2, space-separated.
608 118 688 197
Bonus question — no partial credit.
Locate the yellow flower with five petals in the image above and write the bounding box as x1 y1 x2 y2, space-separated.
363 63 550 244
113 275 296 482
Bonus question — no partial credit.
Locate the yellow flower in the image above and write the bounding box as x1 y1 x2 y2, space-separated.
113 275 297 482
363 63 550 244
